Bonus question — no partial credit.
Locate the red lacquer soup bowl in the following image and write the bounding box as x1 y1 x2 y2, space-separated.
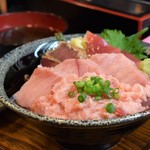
0 11 68 56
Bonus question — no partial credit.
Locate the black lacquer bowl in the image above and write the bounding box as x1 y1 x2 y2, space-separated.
0 35 150 150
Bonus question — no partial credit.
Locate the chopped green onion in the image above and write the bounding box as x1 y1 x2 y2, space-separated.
84 86 93 95
95 96 101 101
98 78 104 87
68 91 75 98
55 32 66 41
69 76 120 103
103 87 111 95
111 88 120 100
113 88 119 93
91 76 99 85
92 84 101 93
78 93 87 103
77 88 83 93
104 80 110 87
113 93 120 99
85 79 93 87
74 81 85 88
105 103 116 113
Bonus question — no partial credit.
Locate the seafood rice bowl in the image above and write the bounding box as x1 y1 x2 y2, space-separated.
0 29 150 149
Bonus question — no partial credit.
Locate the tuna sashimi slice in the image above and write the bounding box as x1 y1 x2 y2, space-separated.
90 53 118 69
41 41 87 68
122 51 141 65
84 31 120 55
51 59 79 75
52 58 104 77
30 74 79 119
14 67 64 108
90 53 149 86
76 59 105 76
47 42 78 61
41 42 78 67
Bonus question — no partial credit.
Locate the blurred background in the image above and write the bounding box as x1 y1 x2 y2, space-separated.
0 0 150 37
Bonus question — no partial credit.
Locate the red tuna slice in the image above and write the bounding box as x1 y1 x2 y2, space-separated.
84 31 121 55
90 53 149 86
101 45 121 53
41 42 78 67
46 42 78 61
76 59 105 76
40 56 60 68
13 67 65 108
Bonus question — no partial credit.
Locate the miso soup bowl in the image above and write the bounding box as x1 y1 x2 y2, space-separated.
0 35 149 150
0 11 68 57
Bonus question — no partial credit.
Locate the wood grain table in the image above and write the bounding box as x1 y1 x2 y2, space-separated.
0 108 149 150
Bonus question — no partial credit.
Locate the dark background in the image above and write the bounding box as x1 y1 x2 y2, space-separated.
6 0 150 37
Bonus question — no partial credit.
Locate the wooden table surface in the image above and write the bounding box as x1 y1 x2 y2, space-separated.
0 108 149 150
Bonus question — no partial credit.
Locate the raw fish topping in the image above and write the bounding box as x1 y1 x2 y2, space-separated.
14 30 150 120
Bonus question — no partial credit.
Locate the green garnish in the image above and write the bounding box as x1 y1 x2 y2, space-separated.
139 58 150 76
105 103 116 113
101 27 149 60
74 81 85 88
68 91 75 98
69 76 120 103
95 96 101 101
78 93 87 103
55 32 66 41
111 88 120 99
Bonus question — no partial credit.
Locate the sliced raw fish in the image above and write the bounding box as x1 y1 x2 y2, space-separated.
90 53 149 85
14 67 64 108
84 31 121 55
41 41 87 67
51 59 79 75
76 59 105 76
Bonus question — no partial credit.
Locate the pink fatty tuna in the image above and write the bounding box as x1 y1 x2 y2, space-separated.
14 53 150 120
30 73 150 120
90 53 149 86
14 59 79 108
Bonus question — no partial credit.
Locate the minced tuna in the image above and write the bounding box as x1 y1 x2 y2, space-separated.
14 54 150 120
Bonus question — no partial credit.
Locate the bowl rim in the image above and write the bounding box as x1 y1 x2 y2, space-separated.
0 34 149 127
0 11 68 33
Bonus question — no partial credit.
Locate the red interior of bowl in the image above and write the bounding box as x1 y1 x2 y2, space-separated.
0 11 68 32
